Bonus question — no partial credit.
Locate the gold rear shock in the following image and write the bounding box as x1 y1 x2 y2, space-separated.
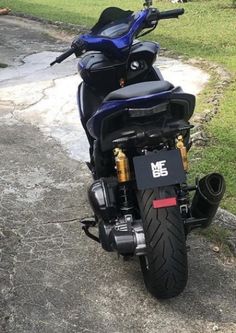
113 148 131 183
176 135 189 171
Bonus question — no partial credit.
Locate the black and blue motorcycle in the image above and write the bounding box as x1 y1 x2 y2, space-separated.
51 0 225 299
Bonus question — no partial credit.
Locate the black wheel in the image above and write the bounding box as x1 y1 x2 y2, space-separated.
137 186 188 299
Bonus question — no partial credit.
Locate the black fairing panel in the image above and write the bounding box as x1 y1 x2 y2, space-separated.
129 41 159 66
77 82 104 145
127 41 160 84
170 87 195 120
78 52 126 94
78 41 160 95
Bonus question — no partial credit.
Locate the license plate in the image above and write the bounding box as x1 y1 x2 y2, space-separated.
133 150 186 190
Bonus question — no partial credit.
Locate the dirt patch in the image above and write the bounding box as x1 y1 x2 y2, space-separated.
189 60 232 146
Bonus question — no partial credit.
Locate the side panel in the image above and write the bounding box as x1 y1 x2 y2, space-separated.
126 41 161 84
151 67 164 81
77 82 104 146
78 52 126 94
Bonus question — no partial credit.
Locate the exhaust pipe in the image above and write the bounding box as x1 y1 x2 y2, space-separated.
191 173 226 228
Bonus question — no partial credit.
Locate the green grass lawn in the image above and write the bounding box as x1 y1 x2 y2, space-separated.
1 0 236 213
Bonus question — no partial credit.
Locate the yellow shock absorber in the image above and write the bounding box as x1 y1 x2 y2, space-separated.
176 135 189 171
113 148 131 183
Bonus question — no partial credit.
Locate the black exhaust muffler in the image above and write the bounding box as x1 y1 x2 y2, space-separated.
191 173 226 228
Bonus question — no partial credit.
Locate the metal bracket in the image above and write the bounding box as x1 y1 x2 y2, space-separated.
180 204 189 215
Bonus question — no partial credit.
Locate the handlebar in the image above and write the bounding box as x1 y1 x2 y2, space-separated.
144 7 184 29
50 47 75 66
50 38 86 66
158 8 184 20
50 7 184 66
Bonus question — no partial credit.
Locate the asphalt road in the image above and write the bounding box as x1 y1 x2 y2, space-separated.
0 15 235 333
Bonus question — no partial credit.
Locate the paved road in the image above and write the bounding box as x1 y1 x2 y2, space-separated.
0 15 235 333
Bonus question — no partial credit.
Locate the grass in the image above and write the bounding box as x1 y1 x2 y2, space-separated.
198 225 234 258
1 0 236 213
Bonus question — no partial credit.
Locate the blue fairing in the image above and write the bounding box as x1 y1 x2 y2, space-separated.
78 7 169 139
87 90 174 139
80 10 149 59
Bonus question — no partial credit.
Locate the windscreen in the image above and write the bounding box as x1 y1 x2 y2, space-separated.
94 16 135 38
90 7 134 38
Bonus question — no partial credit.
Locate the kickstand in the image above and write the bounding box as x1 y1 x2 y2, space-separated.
82 226 100 243
80 218 100 243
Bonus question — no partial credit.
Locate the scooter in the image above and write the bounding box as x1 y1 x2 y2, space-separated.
51 0 225 299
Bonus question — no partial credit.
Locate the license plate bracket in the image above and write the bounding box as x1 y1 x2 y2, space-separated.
133 150 186 190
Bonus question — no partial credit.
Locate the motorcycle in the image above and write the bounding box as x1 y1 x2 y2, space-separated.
51 0 225 299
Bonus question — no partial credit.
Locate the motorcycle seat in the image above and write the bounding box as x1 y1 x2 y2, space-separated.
104 80 174 101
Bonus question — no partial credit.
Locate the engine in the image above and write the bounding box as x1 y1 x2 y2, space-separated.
88 178 146 255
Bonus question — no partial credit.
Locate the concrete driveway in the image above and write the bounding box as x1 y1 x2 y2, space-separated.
0 15 235 333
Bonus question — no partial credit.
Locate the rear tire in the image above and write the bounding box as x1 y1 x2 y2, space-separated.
137 186 188 299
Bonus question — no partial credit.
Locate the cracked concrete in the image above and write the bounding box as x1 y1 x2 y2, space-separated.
0 16 209 162
0 15 235 333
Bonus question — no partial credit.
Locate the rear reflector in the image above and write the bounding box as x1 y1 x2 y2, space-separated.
153 197 177 209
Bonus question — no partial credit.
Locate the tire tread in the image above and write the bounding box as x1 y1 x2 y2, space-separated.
138 186 188 298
